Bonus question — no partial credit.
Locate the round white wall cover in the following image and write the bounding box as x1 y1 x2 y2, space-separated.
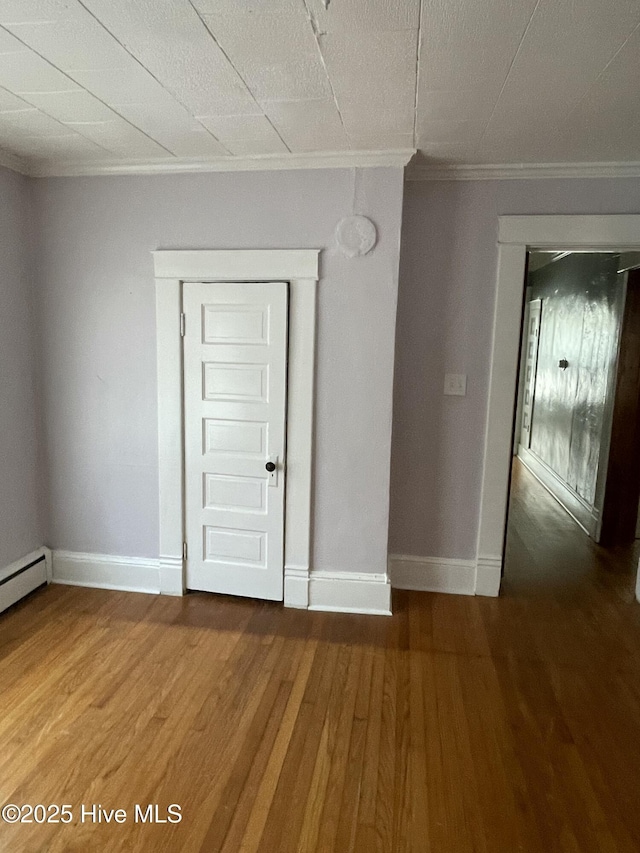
335 215 377 257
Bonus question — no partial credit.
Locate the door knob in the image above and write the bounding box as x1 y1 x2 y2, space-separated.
265 461 276 472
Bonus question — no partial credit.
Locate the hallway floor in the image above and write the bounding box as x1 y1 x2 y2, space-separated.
505 457 640 601
1 467 640 851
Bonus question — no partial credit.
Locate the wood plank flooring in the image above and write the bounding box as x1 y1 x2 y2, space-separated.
2 462 640 851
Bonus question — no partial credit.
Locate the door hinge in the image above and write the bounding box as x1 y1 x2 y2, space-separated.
182 542 188 561
180 312 186 337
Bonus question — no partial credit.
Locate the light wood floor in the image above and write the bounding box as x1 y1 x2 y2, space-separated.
2 464 640 852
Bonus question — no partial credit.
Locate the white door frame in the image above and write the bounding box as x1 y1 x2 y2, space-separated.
476 215 640 597
153 249 320 607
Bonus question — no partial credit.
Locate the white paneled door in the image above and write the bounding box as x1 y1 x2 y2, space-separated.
519 299 542 450
183 282 288 600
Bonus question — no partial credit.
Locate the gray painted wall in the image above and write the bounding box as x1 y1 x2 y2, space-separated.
0 166 42 568
31 167 404 576
390 177 640 561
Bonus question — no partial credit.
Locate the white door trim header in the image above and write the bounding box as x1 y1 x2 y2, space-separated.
477 215 640 597
153 249 320 606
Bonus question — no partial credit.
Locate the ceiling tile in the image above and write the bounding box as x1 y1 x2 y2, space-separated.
80 0 259 116
149 130 229 158
319 30 417 115
418 0 538 90
417 119 485 145
0 87 33 112
68 67 185 107
339 102 415 137
64 119 171 158
203 9 318 66
0 107 68 136
192 0 300 14
3 133 107 158
263 98 349 152
22 90 119 123
110 101 229 156
0 26 29 53
348 132 414 150
0 1 73 26
0 50 78 93
307 0 420 34
4 17 130 71
481 0 640 152
243 60 331 103
418 89 500 123
202 11 331 103
196 113 288 154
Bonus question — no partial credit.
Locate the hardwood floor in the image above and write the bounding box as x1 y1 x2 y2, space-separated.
2 468 640 851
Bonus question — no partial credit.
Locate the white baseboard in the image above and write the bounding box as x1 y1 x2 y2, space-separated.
0 547 50 615
284 565 309 609
51 552 392 614
52 550 160 595
475 556 502 597
389 554 476 595
159 555 184 596
307 570 391 616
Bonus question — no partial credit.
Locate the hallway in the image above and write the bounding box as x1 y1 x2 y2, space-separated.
504 457 640 603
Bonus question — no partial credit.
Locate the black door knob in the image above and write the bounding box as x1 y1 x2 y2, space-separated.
265 462 276 472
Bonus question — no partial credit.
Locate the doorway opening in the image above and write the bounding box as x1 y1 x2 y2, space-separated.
503 249 640 599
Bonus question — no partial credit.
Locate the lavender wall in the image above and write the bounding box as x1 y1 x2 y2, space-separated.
390 177 640 561
0 166 42 568
31 167 404 577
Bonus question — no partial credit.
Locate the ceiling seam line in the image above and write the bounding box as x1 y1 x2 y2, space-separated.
560 19 640 125
189 1 292 154
300 0 349 147
473 0 543 155
413 0 424 149
72 1 231 155
0 22 176 157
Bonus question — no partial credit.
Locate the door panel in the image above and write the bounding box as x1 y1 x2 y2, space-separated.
519 299 541 449
183 281 288 601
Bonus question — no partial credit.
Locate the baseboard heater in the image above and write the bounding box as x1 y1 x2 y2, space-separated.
0 551 48 616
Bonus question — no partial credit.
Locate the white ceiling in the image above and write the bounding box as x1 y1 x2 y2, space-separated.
0 0 638 176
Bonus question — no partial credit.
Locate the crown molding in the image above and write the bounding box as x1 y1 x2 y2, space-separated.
26 148 416 178
406 160 640 182
0 148 30 176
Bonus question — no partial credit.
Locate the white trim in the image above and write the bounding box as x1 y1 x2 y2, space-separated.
406 161 640 182
284 565 309 609
0 547 49 614
307 571 391 616
27 149 415 178
154 249 318 603
43 546 52 583
475 557 502 597
159 556 184 597
52 551 160 595
478 215 640 598
498 215 640 249
153 250 319 281
389 554 476 595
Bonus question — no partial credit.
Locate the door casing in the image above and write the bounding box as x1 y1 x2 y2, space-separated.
477 216 640 598
153 249 319 608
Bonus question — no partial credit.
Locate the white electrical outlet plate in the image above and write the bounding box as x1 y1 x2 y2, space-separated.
444 373 467 396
